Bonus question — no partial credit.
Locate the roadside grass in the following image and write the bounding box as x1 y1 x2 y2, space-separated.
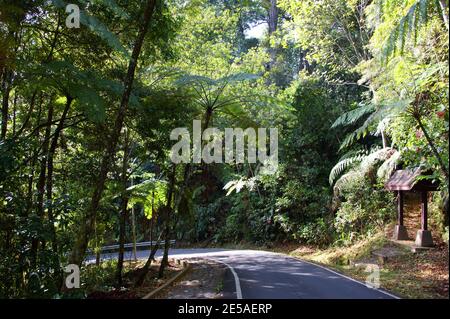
287 230 449 299
289 231 389 265
215 279 224 294
326 244 449 299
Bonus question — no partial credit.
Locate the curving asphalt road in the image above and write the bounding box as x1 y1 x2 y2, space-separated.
89 248 398 299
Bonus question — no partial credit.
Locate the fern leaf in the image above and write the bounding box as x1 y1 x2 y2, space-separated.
51 0 128 56
377 150 401 181
331 103 375 129
338 99 411 151
381 0 440 62
329 153 366 185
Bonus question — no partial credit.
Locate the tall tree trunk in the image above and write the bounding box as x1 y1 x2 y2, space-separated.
416 115 449 180
69 0 157 266
268 0 278 35
1 70 12 140
30 103 53 269
439 0 449 30
148 189 155 241
131 203 137 261
158 164 176 278
116 129 130 287
266 0 279 78
134 233 162 287
46 96 72 290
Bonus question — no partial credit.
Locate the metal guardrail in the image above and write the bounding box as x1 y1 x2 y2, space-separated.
88 240 176 254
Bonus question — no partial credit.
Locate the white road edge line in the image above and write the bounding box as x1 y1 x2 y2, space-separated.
211 259 243 300
279 254 401 299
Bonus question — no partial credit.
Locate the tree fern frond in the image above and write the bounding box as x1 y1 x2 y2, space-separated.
332 147 399 194
381 0 444 62
331 103 375 129
51 0 128 56
338 99 411 151
377 150 401 181
174 74 216 87
359 147 396 175
216 73 259 85
333 170 363 195
338 112 375 150
329 152 366 185
175 73 258 88
85 0 130 19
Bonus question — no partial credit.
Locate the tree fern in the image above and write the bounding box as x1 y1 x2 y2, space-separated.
380 0 448 62
36 60 129 123
175 73 258 88
338 99 411 151
51 0 128 56
332 147 398 192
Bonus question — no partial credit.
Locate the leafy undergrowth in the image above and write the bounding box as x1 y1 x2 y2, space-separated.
80 260 183 299
288 232 449 299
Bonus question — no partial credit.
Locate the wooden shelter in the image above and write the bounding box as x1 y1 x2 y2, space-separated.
385 168 439 247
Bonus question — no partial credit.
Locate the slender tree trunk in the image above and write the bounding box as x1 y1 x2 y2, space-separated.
267 0 279 69
12 92 17 135
416 115 449 180
1 71 12 140
439 0 449 30
14 91 37 139
158 165 176 279
116 204 127 287
381 130 387 148
134 233 162 287
46 96 72 290
116 129 130 287
131 203 137 261
69 0 157 266
47 97 72 236
268 0 278 35
30 103 53 269
149 189 155 242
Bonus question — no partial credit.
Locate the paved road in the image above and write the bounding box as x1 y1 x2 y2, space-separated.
89 248 398 299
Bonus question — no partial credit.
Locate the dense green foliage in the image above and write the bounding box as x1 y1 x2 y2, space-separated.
0 0 448 298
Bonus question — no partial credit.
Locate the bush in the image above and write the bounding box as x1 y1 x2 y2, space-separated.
334 175 395 245
295 218 332 247
79 260 118 295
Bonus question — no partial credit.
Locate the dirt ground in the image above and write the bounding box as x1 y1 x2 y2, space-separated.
87 259 184 299
155 258 226 299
